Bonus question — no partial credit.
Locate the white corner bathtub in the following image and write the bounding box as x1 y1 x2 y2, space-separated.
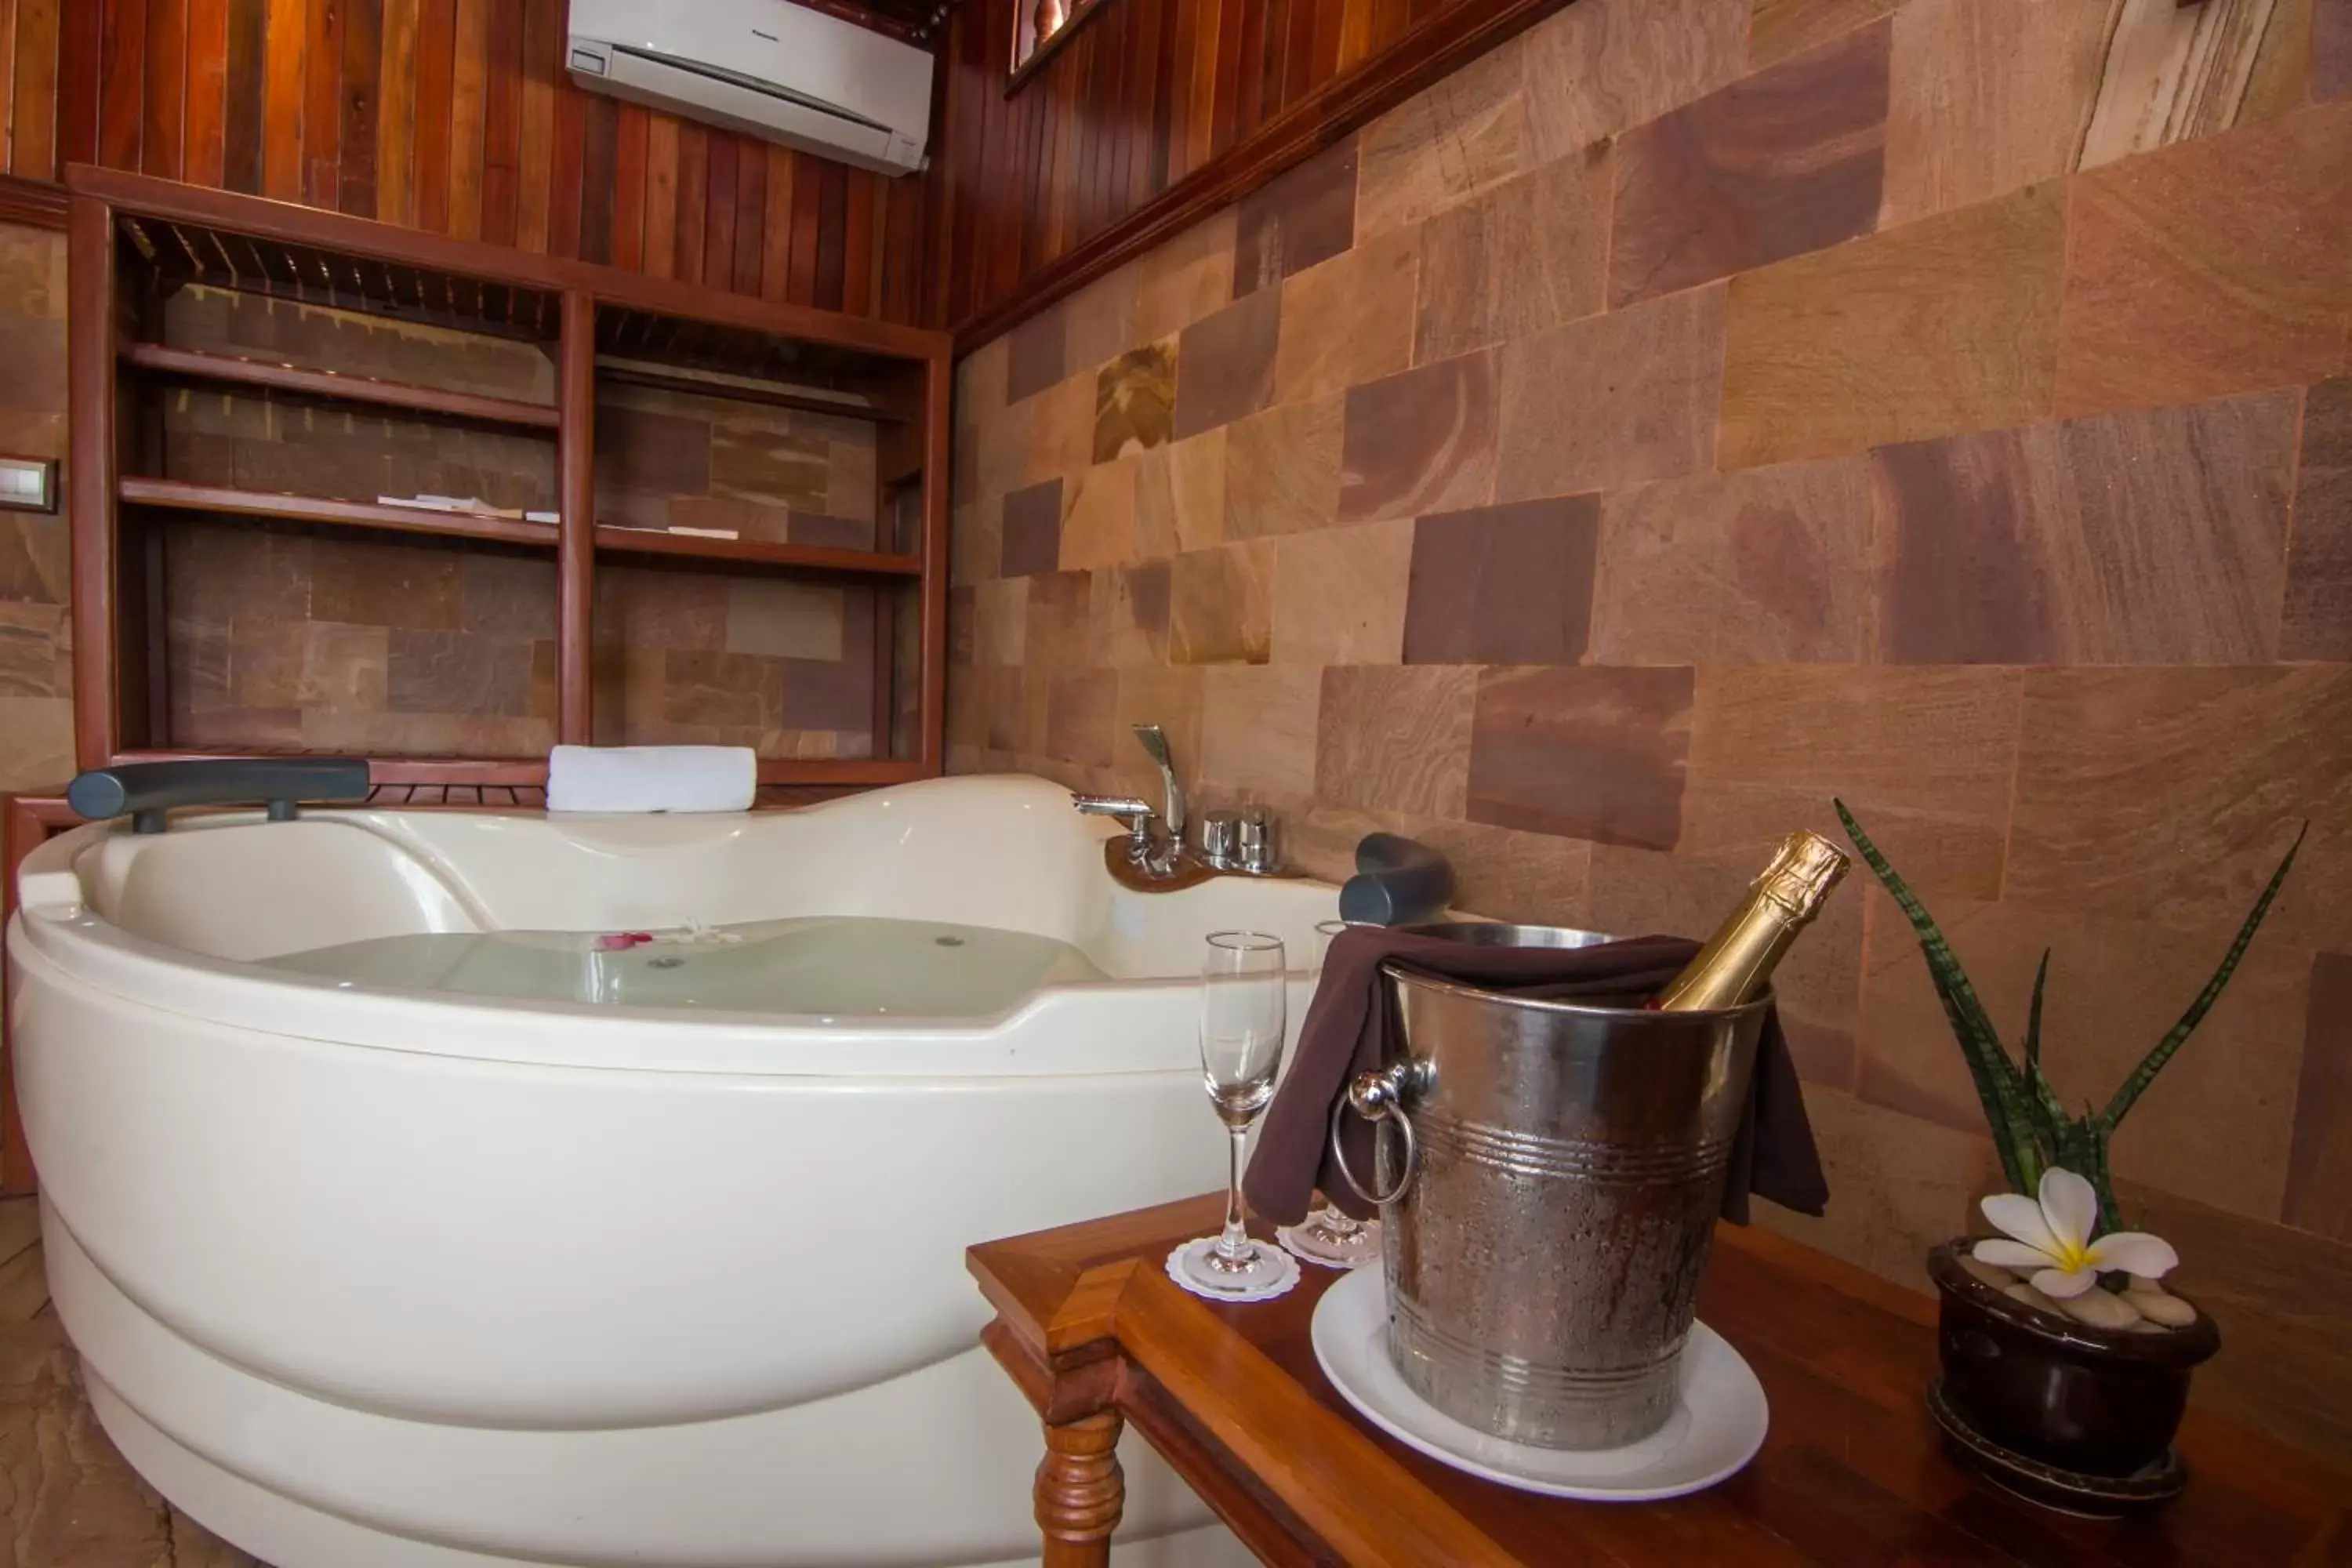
5 774 1337 1568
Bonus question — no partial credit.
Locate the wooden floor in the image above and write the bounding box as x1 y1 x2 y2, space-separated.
0 1196 267 1568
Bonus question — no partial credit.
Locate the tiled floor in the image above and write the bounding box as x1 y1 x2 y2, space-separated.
0 1196 267 1568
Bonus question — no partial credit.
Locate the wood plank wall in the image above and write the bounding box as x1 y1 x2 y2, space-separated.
930 0 1559 340
0 0 931 324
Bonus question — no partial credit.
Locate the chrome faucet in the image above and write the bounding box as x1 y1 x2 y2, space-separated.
1072 724 1283 881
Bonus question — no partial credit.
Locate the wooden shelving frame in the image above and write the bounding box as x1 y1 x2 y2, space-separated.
66 164 953 795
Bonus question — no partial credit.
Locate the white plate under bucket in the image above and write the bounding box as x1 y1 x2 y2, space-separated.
1309 1267 1769 1501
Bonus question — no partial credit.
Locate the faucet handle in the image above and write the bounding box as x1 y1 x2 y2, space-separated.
1239 806 1282 875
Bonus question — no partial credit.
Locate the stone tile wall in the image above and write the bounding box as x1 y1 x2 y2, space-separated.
0 223 70 794
949 0 2352 1462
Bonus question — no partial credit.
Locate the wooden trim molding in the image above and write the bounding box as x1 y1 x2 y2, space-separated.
949 0 1573 350
0 173 71 231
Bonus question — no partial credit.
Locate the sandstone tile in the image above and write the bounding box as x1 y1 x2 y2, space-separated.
225 621 309 710
310 536 463 629
1169 541 1275 665
1855 888 2313 1225
1403 496 1599 666
2282 378 2352 659
2240 0 2316 125
956 336 1009 437
1200 665 1322 796
1272 228 1419 406
984 666 1029 753
1585 842 1864 1087
594 566 729 651
2285 952 2352 1240
662 648 786 729
1414 145 1612 365
0 695 74 790
1749 0 1900 67
2321 0 2351 100
2005 666 2352 950
1878 391 2299 665
1879 0 2110 227
999 477 1065 578
1232 136 1359 299
1021 370 1098 488
725 577 845 661
459 553 557 640
1750 1086 1996 1290
975 392 1036 500
709 419 829 509
1224 397 1342 539
1065 264 1144 375
1496 285 1725 499
2056 101 2352 417
1025 569 1097 670
389 629 535 716
1521 0 1750 158
1172 286 1282 440
972 576 1028 666
949 587 976 666
1045 670 1120 765
1356 40 1530 240
951 498 997 588
1093 341 1176 462
824 434 878 523
1592 456 1874 664
0 602 67 698
1058 457 1140 570
1719 181 2066 466
0 515 70 604
1316 665 1477 817
1089 559 1173 667
1610 21 1891 307
1465 666 1694 849
1137 207 1240 343
1272 519 1414 665
1135 428 1229 555
1682 664 2024 898
1006 301 1069 404
791 510 876 551
1338 350 1499 522
781 651 875 734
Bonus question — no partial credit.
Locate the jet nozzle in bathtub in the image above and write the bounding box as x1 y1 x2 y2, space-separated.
67 757 373 834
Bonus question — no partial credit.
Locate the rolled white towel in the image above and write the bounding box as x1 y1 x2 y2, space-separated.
546 746 757 814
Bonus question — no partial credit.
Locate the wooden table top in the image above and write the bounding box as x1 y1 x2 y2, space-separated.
969 1195 2352 1566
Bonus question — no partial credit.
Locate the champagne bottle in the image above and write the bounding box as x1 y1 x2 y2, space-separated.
1652 831 1849 1011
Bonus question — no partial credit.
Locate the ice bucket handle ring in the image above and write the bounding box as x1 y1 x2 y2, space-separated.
1330 1063 1419 1207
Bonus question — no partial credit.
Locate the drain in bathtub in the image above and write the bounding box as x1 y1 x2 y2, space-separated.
935 935 965 947
649 956 684 969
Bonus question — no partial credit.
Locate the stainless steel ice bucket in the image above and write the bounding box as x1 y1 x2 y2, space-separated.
1332 924 1769 1450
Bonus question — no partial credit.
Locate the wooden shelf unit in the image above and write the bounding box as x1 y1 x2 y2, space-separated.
67 164 953 794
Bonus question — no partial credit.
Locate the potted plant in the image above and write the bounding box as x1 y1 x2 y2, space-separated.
1836 800 2302 1508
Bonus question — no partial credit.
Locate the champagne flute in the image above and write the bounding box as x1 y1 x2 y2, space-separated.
1283 920 1382 1268
1183 931 1289 1291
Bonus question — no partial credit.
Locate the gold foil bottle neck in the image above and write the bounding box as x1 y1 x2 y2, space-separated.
1753 831 1849 924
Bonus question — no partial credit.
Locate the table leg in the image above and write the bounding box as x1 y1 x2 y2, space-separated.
1035 1408 1124 1567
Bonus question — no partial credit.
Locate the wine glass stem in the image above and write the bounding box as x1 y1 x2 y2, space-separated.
1217 1125 1251 1262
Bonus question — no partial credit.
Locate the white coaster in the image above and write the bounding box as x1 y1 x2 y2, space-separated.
1309 1266 1768 1501
1164 1237 1301 1304
1279 1218 1383 1270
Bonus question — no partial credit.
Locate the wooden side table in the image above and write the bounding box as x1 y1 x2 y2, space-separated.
968 1194 2352 1566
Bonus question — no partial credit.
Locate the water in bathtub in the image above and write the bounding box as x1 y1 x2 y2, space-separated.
262 916 1107 1015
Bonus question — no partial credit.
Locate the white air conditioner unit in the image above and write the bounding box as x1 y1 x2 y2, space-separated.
566 0 932 177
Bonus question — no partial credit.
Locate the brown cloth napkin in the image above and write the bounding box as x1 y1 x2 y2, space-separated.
1243 926 1830 1226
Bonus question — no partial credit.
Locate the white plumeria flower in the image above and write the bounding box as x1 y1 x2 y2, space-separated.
1973 1168 2179 1300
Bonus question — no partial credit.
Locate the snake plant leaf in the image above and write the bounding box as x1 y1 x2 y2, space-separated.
1835 799 2040 1192
2024 948 2067 1127
2097 823 2306 1132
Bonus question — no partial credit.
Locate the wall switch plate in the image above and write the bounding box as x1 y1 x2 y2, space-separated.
0 456 56 513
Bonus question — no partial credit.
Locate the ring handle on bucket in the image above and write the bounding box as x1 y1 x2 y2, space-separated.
1330 1064 1418 1207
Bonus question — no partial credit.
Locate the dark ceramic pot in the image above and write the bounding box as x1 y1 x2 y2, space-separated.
1927 1240 2220 1479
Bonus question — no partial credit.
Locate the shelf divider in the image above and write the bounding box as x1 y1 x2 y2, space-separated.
122 342 562 430
118 477 561 548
